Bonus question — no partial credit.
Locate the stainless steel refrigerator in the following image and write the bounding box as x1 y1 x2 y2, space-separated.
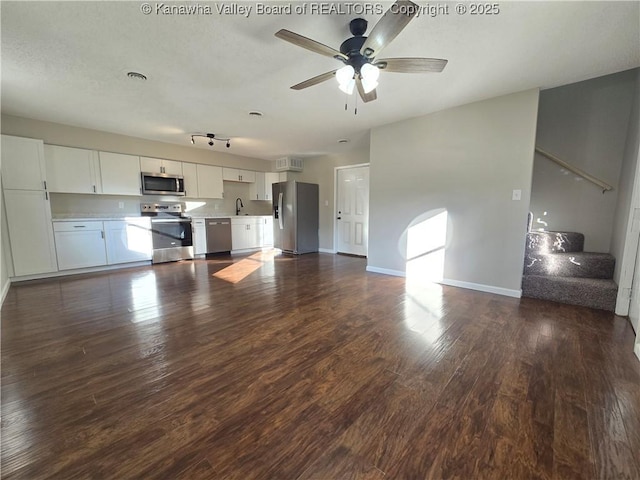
272 181 319 254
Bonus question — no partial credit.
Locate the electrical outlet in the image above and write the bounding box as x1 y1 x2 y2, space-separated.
324 200 329 207
512 189 522 201
118 201 124 209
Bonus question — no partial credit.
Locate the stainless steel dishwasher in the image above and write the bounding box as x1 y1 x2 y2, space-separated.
205 218 232 254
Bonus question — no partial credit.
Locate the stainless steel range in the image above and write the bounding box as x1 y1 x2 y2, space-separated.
141 203 194 263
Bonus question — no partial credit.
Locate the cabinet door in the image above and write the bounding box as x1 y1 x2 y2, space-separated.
192 219 207 255
197 164 223 199
222 168 238 182
262 217 274 247
54 227 107 270
4 189 58 276
45 145 101 194
182 163 199 198
104 219 152 264
238 170 255 183
1 135 46 191
231 223 249 250
140 157 163 173
250 172 266 200
163 160 183 175
264 173 280 201
99 152 141 195
248 222 261 249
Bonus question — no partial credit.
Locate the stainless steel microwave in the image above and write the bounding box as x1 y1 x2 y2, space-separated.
141 172 186 196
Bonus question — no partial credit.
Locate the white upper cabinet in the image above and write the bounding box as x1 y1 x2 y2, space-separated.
250 172 280 201
196 164 224 199
1 135 47 191
99 152 141 196
250 172 266 200
222 168 255 183
181 162 199 198
44 145 102 194
265 172 280 201
140 157 183 175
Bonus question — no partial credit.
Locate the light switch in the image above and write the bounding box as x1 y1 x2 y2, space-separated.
118 201 124 209
324 200 329 207
512 189 522 201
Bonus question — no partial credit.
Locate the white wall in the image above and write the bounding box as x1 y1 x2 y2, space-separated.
368 89 540 295
530 69 637 252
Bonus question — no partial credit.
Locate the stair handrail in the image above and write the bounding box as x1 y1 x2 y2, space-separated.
535 146 614 193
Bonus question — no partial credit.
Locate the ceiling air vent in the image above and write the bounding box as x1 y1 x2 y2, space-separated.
275 157 303 172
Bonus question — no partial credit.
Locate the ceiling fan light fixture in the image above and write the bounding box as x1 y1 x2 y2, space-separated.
360 63 380 93
336 65 355 94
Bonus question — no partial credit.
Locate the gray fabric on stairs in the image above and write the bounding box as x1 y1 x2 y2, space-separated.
526 231 584 254
521 231 617 312
524 252 615 279
522 275 617 311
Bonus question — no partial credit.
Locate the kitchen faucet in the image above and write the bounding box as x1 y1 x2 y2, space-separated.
235 197 244 215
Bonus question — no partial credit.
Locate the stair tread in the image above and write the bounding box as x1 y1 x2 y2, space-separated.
523 275 617 287
522 275 617 311
529 251 614 258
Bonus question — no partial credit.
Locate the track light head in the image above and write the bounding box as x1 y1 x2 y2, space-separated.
208 140 214 146
226 141 230 148
191 136 195 144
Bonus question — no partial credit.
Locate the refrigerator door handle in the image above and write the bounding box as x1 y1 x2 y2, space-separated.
278 192 284 230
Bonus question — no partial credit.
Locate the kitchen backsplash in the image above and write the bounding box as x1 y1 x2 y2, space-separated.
50 181 272 217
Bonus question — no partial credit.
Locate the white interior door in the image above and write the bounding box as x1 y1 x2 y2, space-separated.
336 166 369 256
629 230 639 333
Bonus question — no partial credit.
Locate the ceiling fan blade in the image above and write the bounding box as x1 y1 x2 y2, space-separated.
356 77 377 103
275 29 347 60
360 0 419 59
375 57 448 73
291 70 337 90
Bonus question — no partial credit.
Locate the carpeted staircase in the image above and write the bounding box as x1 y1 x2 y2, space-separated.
521 231 618 311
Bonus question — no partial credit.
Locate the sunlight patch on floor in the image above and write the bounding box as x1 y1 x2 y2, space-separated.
213 249 276 284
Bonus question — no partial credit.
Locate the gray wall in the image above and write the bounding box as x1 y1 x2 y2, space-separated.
530 69 637 252
295 138 370 251
368 89 540 294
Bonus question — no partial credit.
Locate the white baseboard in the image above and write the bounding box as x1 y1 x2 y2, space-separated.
364 267 521 298
1 278 10 306
365 266 406 277
10 261 151 283
615 287 631 316
319 248 336 254
440 278 522 298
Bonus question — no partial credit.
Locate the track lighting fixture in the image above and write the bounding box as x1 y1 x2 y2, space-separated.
190 133 231 148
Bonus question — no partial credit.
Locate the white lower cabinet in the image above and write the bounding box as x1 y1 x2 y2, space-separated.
231 216 272 251
53 221 107 270
192 218 207 255
262 216 274 247
104 219 152 264
231 217 261 251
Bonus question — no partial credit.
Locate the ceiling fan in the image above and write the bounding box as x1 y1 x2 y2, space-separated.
274 0 448 103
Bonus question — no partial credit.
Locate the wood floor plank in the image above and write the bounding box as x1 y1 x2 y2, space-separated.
2 253 639 478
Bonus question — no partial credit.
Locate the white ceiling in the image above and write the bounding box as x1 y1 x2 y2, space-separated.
1 1 638 161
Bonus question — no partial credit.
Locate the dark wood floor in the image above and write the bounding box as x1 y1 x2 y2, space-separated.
2 252 639 479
